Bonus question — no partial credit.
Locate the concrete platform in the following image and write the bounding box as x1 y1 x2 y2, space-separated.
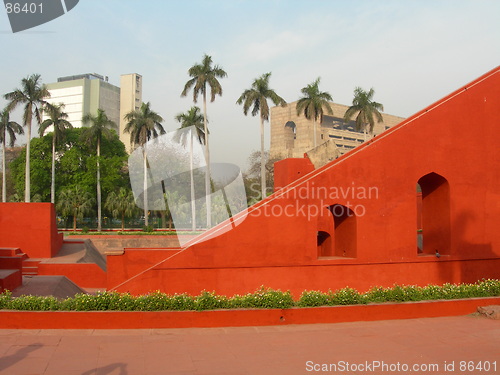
0 315 498 374
11 276 87 299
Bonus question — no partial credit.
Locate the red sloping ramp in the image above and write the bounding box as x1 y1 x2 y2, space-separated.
111 66 500 296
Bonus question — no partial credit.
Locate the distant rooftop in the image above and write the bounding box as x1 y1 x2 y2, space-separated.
57 73 108 82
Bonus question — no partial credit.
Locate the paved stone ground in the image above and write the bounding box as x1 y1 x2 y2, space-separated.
0 315 498 375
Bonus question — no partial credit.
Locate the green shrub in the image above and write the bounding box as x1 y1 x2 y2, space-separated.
366 285 424 303
297 290 332 307
229 287 294 309
0 290 12 309
330 287 367 305
477 279 500 296
142 225 154 233
5 294 60 311
0 280 498 311
195 291 229 311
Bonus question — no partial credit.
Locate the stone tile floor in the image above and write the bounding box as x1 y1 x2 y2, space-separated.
0 315 498 374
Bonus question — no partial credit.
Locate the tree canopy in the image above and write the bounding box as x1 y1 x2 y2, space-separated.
9 127 129 206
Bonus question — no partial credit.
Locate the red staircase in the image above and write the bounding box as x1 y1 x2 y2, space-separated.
22 259 42 276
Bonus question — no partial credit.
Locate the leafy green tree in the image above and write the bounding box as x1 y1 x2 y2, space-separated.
344 87 384 141
9 128 128 215
124 102 165 227
296 77 333 148
57 186 95 231
0 108 23 202
237 72 286 199
175 106 206 230
81 109 117 232
4 73 50 202
39 103 73 203
9 192 42 202
104 187 137 231
181 54 227 228
9 136 52 201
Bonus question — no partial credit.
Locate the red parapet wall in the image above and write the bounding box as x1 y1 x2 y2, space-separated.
0 297 498 329
37 263 107 289
0 203 63 258
110 67 500 296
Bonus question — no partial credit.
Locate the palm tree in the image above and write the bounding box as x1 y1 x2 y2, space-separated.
175 106 206 230
57 186 95 231
237 72 286 200
4 74 50 202
181 54 227 228
124 102 165 227
39 103 73 204
104 188 137 231
344 87 384 141
296 77 333 149
0 108 24 202
81 109 117 232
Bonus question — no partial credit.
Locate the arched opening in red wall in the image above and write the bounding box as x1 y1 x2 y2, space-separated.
417 173 451 256
330 204 357 258
317 231 332 257
416 184 423 253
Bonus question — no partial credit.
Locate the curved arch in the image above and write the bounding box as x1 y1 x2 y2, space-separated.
317 231 332 257
417 172 450 255
317 204 357 258
284 121 297 149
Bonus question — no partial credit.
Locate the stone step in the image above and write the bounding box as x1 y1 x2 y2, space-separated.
0 256 23 270
22 259 42 276
0 248 27 259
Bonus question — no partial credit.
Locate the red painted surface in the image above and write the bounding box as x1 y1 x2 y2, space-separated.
110 67 500 296
0 270 21 293
274 157 314 190
0 297 498 329
1 69 499 301
37 263 107 289
0 203 63 258
107 249 181 289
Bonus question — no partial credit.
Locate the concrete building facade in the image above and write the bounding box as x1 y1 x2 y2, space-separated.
44 73 142 152
119 73 142 152
45 73 120 128
270 101 405 160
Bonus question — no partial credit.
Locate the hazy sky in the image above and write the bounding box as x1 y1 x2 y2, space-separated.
1 0 499 170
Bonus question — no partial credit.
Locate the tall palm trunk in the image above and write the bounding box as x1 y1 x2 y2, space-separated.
2 136 6 202
50 134 56 204
96 137 102 231
73 208 77 231
313 118 317 148
160 211 166 229
260 113 266 200
190 129 196 230
25 120 31 202
143 146 149 227
203 91 211 228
